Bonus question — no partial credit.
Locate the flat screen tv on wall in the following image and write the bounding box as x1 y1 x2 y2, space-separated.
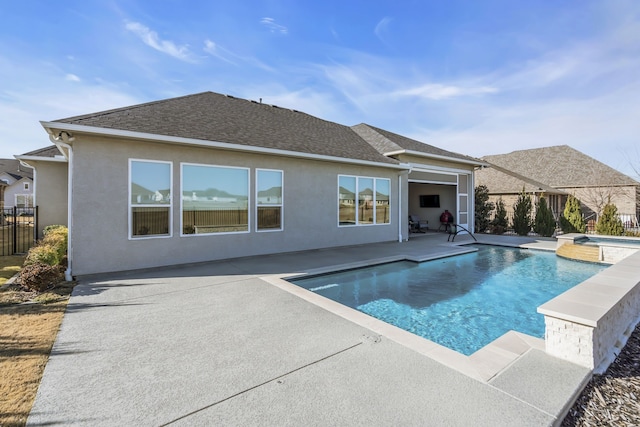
419 194 440 208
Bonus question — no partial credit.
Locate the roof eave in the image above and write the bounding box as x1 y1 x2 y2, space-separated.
41 121 409 171
384 149 487 167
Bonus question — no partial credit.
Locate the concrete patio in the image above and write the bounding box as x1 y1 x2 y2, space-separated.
28 233 591 426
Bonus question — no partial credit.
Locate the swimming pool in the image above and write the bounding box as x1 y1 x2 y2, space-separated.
289 245 608 355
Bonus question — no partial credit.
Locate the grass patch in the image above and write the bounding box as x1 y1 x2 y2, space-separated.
0 256 73 427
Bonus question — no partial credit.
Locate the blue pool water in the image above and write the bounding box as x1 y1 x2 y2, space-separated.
289 245 608 355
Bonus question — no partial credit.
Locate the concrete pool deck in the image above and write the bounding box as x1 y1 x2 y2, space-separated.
28 234 591 426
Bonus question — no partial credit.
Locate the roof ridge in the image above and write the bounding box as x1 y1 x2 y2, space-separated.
52 91 215 122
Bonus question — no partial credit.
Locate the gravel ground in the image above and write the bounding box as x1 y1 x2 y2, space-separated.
562 323 640 426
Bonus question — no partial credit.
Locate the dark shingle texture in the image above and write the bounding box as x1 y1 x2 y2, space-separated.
52 92 398 165
21 145 63 158
475 162 565 194
0 159 33 179
483 145 638 187
352 123 482 164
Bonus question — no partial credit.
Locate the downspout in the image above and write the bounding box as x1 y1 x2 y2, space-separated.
50 133 73 281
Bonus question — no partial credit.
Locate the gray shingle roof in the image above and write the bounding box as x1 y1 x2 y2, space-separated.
0 159 33 179
475 162 566 195
50 92 398 165
352 123 482 164
483 145 639 187
21 145 63 158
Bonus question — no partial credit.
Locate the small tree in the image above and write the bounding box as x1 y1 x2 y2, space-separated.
492 197 508 234
533 196 556 237
474 185 494 233
512 188 532 236
560 194 586 233
596 202 624 236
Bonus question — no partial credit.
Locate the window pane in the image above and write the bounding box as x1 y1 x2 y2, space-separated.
339 176 356 225
131 161 171 205
257 206 282 230
257 170 282 204
375 179 390 224
358 178 374 224
182 165 249 234
132 207 170 236
257 170 282 231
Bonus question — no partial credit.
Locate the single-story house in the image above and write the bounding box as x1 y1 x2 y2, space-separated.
0 158 34 209
17 91 485 277
476 145 640 226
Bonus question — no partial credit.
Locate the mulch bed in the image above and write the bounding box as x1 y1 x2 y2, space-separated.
562 323 640 426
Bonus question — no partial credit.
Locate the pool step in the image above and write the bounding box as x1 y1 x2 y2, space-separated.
556 243 601 263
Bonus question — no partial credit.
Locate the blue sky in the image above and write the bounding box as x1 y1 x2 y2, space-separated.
1 0 639 178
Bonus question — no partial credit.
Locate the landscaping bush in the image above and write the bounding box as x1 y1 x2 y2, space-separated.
19 262 64 292
21 225 68 291
512 189 532 236
474 185 494 233
533 196 556 237
560 195 586 233
492 197 508 234
24 245 61 266
596 203 624 236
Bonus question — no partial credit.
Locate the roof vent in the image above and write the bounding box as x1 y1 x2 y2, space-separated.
225 94 235 99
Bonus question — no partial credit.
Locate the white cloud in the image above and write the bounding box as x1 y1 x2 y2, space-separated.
260 17 288 35
124 21 193 62
393 83 498 100
65 74 81 82
374 17 393 44
203 39 237 65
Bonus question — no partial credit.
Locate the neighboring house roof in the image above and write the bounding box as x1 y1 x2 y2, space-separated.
0 159 33 181
475 162 566 195
21 145 63 158
45 92 399 166
352 123 484 166
482 145 639 188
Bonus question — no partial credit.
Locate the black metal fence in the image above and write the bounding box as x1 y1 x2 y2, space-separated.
0 206 37 256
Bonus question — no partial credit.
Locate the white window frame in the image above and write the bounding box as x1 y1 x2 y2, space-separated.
15 194 34 208
180 163 250 236
255 168 283 232
128 159 173 240
337 175 391 227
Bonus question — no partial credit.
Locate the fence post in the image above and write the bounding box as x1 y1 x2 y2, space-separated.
34 206 39 243
12 206 17 255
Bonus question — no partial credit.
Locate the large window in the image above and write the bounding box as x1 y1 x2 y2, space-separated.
129 160 172 238
15 194 33 208
338 175 390 226
256 169 283 231
181 164 249 235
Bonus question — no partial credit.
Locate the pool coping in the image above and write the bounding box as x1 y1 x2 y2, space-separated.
263 240 557 382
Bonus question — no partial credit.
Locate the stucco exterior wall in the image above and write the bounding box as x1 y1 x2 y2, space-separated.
31 160 68 238
70 136 402 275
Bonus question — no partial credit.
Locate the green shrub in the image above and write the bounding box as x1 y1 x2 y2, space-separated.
512 189 532 236
492 198 508 234
596 203 624 236
42 227 68 260
19 262 64 292
25 244 61 266
21 226 68 291
533 196 556 237
474 185 495 233
560 195 586 233
43 224 66 236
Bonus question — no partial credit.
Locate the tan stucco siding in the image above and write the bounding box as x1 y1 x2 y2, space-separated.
30 160 68 238
70 136 401 275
